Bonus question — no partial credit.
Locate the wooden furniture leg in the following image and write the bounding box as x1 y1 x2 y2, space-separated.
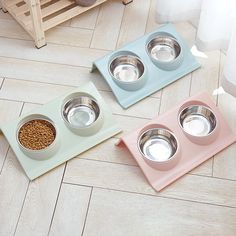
122 0 133 5
2 0 130 49
1 7 8 13
0 0 8 12
26 0 46 48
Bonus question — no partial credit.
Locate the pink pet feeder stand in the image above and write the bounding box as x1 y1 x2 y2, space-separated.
117 92 236 191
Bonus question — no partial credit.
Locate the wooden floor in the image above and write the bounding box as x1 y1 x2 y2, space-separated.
1 0 236 235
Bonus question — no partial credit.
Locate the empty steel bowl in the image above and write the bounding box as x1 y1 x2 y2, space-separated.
178 105 219 145
62 95 103 135
179 105 217 137
146 34 183 70
109 52 147 90
110 55 144 82
138 128 180 170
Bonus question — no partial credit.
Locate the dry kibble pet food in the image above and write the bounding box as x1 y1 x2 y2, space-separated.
18 119 56 150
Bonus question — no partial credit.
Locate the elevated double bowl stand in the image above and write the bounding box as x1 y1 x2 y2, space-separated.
0 0 133 48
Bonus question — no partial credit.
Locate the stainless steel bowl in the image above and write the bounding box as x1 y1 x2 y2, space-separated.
17 118 57 150
179 105 217 137
138 128 178 163
147 36 181 62
62 96 100 129
109 55 145 83
16 114 60 160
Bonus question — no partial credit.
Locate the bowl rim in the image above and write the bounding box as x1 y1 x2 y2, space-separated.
146 33 182 63
16 116 58 153
108 53 146 84
178 104 217 137
137 127 179 163
61 95 102 130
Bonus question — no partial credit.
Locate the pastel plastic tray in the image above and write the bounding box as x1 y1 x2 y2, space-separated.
92 24 200 108
117 92 236 191
0 82 121 180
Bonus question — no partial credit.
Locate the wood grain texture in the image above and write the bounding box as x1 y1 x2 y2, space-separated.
117 0 150 48
64 159 236 208
70 6 100 29
0 99 23 125
214 92 236 180
0 37 109 67
159 74 191 115
0 79 73 104
213 143 236 180
79 137 137 165
83 188 236 236
14 165 65 236
0 10 12 20
0 149 29 236
0 57 109 90
145 0 160 33
174 22 196 48
190 50 220 102
0 19 31 40
49 184 92 236
90 0 124 50
100 90 160 119
0 135 9 171
46 26 93 47
113 114 149 138
0 99 23 170
190 159 213 176
0 77 3 88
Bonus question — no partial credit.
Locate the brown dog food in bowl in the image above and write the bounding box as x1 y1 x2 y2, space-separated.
18 119 56 150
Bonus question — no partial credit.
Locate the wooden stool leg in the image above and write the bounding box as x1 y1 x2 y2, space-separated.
26 0 46 48
0 0 8 12
122 0 133 5
1 6 8 13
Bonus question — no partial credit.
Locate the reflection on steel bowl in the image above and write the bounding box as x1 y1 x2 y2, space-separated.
179 105 217 137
